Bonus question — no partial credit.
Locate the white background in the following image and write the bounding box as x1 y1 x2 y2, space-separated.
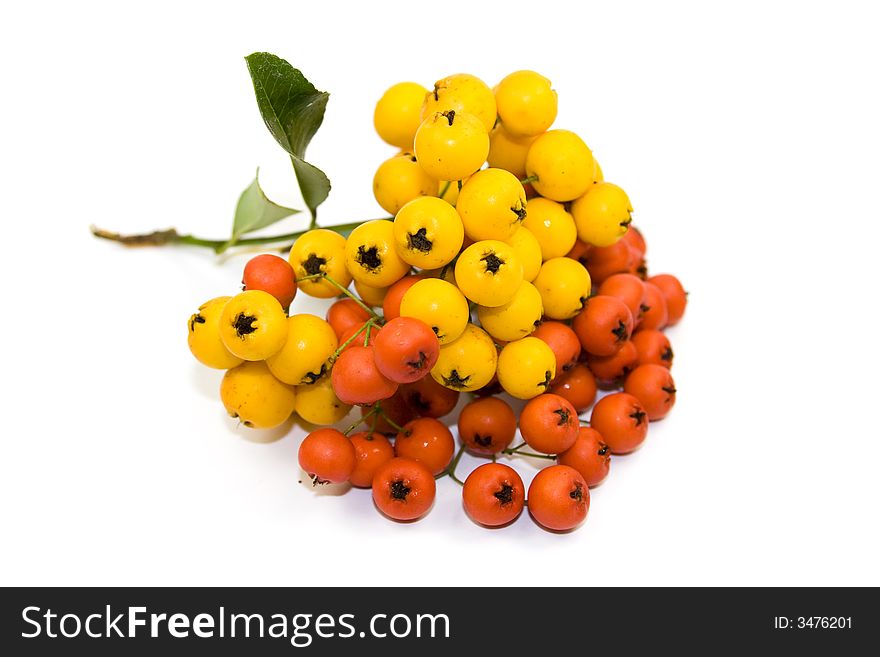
1 0 878 586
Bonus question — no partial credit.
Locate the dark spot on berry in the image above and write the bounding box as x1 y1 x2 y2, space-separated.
553 406 571 426
473 433 493 447
494 483 514 506
390 479 411 500
189 313 206 332
640 304 650 316
511 203 527 224
611 320 629 342
406 351 429 372
302 363 328 385
619 214 633 228
563 201 573 213
662 385 677 400
233 313 258 337
661 347 674 362
356 245 382 270
629 408 647 426
432 85 441 102
442 369 471 389
578 295 589 311
481 252 504 274
539 370 552 390
407 392 430 414
302 253 326 276
457 180 463 192
442 109 455 126
310 474 329 487
598 443 609 457
407 227 433 253
570 482 584 502
636 261 648 279
242 420 253 428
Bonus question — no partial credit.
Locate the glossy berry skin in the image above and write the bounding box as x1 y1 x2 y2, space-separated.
519 393 579 454
531 321 581 378
294 375 351 425
571 182 633 247
494 70 557 137
372 457 436 521
557 427 611 488
527 465 590 531
348 432 395 488
400 375 460 419
488 124 537 179
525 130 595 202
623 364 677 421
298 428 357 485
326 298 372 341
373 152 436 216
572 295 634 357
598 273 647 328
462 463 525 527
456 168 527 242
392 197 464 269
242 254 298 309
575 239 636 286
549 363 598 413
639 282 669 331
590 392 649 454
505 226 543 283
631 329 674 369
457 396 517 455
331 346 399 406
374 82 428 149
455 239 523 307
648 274 687 325
395 417 455 475
414 110 489 182
266 314 338 386
372 316 440 384
522 197 578 261
345 220 410 288
288 229 352 299
496 337 556 400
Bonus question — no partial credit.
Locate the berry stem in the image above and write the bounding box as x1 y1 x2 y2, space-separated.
375 404 407 434
343 406 378 436
579 418 591 426
320 274 382 322
436 443 467 485
330 320 374 362
502 443 556 460
520 175 539 185
438 180 452 200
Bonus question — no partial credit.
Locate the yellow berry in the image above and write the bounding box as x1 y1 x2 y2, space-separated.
570 182 633 247
295 375 352 425
392 196 464 269
421 73 497 132
455 239 523 307
219 290 288 361
533 257 592 320
288 229 352 299
504 226 542 282
266 314 338 386
525 129 595 202
187 296 243 369
456 168 526 241
374 82 428 149
495 70 557 137
373 152 436 215
496 336 556 400
400 278 469 344
345 219 410 288
220 361 297 429
354 279 389 308
431 323 498 392
521 197 577 260
487 124 537 180
477 281 543 342
414 110 489 182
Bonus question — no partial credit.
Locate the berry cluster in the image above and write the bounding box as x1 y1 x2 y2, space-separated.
187 71 687 532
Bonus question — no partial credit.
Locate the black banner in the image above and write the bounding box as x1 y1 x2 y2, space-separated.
1 587 874 654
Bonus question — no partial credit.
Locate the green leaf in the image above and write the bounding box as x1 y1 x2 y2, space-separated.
226 170 299 250
245 52 331 218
